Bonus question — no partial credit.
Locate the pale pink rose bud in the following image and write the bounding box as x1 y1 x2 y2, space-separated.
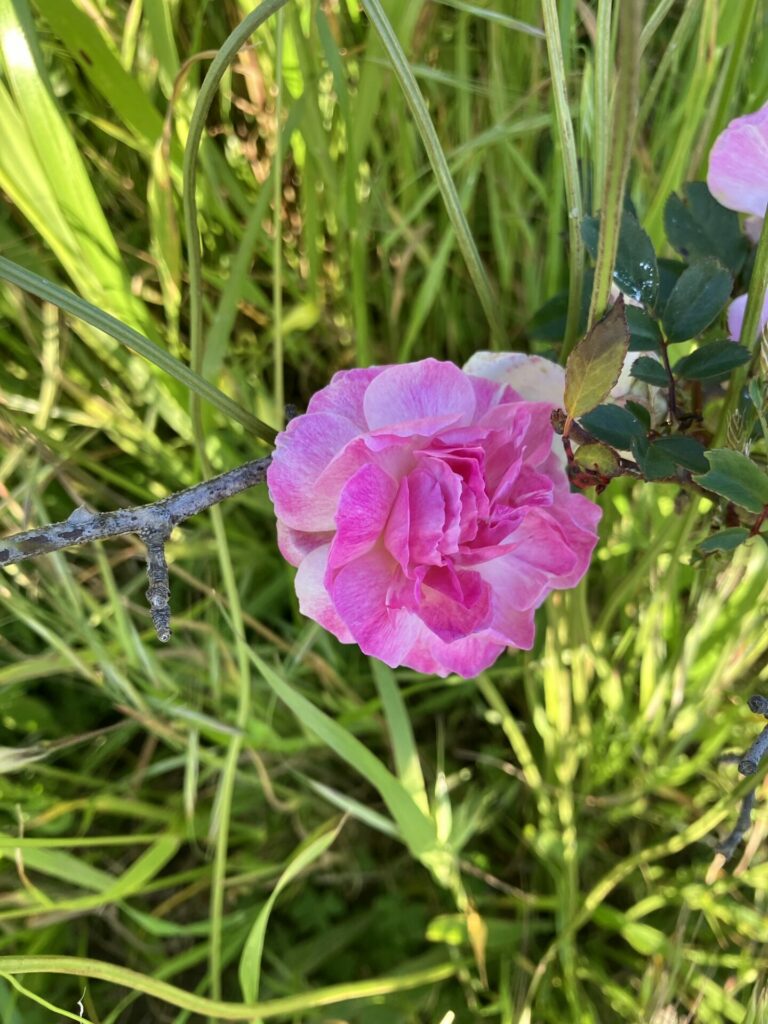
708 100 768 222
745 216 764 246
268 359 601 678
726 291 768 342
708 101 768 345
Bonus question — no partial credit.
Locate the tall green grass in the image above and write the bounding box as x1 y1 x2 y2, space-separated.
0 1 767 1021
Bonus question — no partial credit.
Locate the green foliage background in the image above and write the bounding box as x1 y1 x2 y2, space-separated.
0 0 767 1021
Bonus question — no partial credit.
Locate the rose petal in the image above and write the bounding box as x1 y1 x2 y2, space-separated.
329 551 420 667
417 565 492 642
406 466 448 568
403 625 508 678
708 102 768 218
383 477 411 571
540 494 602 589
307 367 386 430
277 521 331 567
363 359 478 430
328 463 398 571
267 411 363 531
502 507 580 577
464 352 565 405
294 544 354 643
477 553 550 612
727 290 768 342
486 603 537 650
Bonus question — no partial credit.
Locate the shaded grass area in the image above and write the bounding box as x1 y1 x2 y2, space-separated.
0 0 767 1020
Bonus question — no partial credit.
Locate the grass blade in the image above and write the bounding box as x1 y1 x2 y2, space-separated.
0 255 276 443
239 818 344 1003
359 0 504 347
250 651 438 859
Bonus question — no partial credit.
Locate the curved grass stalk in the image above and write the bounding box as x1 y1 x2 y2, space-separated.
272 7 285 428
519 755 768 1020
540 0 585 358
182 0 291 395
592 0 613 212
359 0 504 348
587 0 643 329
0 955 458 1020
179 0 290 1003
0 255 276 444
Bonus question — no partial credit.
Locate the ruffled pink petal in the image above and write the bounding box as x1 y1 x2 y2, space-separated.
726 290 768 342
417 565 492 642
329 551 420 667
276 521 332 567
433 448 489 541
708 102 768 218
540 494 602 589
383 477 411 571
294 544 354 643
405 466 447 567
493 464 553 509
363 359 477 430
486 603 537 650
409 453 462 558
481 403 557 481
328 463 398 571
306 367 386 430
403 625 508 678
364 415 469 448
476 552 550 613
502 508 580 577
465 371 520 412
267 411 363 531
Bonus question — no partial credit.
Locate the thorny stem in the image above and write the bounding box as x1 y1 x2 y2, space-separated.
0 456 271 640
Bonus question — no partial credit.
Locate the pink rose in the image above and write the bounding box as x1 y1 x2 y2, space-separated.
708 101 768 341
267 359 601 678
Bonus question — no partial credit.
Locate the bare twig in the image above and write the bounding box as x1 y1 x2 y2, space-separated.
144 528 173 642
0 455 272 640
739 724 768 776
717 788 757 861
715 693 768 863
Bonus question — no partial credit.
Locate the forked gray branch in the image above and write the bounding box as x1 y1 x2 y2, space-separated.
0 455 272 640
717 693 768 862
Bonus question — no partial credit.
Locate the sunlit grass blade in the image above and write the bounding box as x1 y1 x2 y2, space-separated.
0 255 276 443
0 0 151 330
239 818 344 1003
359 0 504 347
250 651 438 859
371 661 430 815
29 0 164 152
0 955 459 1020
